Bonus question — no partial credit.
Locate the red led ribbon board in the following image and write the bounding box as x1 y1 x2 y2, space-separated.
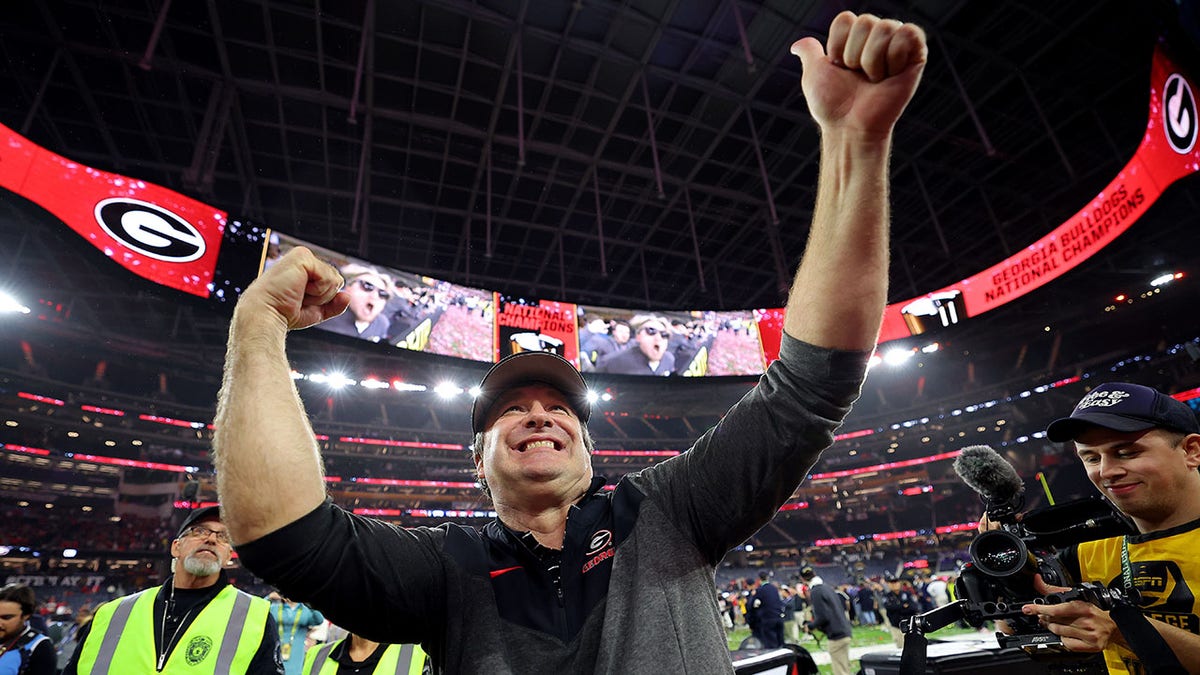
0 123 226 298
760 45 1200 362
3 46 1193 370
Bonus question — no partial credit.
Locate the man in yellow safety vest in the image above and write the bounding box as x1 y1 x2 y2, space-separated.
302 633 425 675
64 506 283 674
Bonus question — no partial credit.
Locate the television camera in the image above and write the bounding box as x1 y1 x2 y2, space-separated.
900 445 1135 665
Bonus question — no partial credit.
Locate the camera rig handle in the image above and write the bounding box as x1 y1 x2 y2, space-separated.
899 584 1186 674
898 596 1087 672
900 598 1031 636
900 582 1127 635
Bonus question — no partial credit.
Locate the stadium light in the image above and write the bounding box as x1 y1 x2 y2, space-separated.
328 373 355 389
586 391 600 404
0 292 31 314
434 382 463 399
1150 272 1177 287
882 348 915 367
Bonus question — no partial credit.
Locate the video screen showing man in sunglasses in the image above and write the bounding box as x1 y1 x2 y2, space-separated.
318 262 395 343
595 314 675 376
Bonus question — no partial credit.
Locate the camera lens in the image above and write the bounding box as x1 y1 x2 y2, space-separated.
969 530 1031 577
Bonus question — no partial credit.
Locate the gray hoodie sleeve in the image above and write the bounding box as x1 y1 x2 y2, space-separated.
626 332 869 563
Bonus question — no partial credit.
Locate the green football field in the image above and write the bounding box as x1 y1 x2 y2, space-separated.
726 621 992 674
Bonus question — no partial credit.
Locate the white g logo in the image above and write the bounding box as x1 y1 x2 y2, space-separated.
1164 73 1197 155
94 198 206 262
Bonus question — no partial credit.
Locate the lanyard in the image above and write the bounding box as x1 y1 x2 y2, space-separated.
1120 535 1138 599
1120 535 1146 605
276 603 304 643
158 583 197 671
0 625 30 657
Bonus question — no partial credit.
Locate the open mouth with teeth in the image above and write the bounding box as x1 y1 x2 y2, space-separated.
519 439 561 452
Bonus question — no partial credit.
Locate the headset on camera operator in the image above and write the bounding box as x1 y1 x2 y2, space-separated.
1025 382 1200 674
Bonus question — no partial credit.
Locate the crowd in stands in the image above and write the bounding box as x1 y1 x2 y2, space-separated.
2 507 173 554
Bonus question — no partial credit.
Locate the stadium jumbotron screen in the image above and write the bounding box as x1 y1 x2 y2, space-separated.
1 45 1196 376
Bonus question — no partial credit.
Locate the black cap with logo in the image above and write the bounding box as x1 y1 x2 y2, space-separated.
1046 382 1200 442
471 351 591 434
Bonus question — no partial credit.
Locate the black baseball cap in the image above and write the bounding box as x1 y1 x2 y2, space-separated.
176 505 222 539
1046 382 1200 442
471 352 591 434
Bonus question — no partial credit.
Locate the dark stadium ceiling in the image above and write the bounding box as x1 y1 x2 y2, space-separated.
1 0 1199 357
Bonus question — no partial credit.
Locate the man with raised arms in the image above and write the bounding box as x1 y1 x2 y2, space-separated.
213 12 926 673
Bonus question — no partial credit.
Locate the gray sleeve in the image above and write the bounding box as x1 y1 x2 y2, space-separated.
627 333 869 564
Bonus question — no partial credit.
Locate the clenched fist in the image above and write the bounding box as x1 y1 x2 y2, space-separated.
792 11 927 140
235 246 350 331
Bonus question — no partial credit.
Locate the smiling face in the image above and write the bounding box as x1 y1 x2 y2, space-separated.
345 274 391 324
475 383 592 506
170 518 234 587
1074 427 1200 532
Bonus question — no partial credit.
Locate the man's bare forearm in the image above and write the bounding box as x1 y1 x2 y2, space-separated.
784 129 890 351
1150 619 1200 675
213 309 327 544
784 13 924 350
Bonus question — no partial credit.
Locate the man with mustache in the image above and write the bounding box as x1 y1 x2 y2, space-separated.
64 507 283 674
214 11 927 673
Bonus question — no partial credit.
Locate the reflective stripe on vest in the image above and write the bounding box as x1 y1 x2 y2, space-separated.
90 589 149 673
302 640 426 675
77 584 269 674
302 641 336 675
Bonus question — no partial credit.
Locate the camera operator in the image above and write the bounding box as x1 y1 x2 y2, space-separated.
1025 382 1200 673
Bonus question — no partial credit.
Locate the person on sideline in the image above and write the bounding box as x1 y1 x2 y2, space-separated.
301 633 425 675
0 584 55 675
800 567 852 675
64 507 282 674
267 592 325 675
